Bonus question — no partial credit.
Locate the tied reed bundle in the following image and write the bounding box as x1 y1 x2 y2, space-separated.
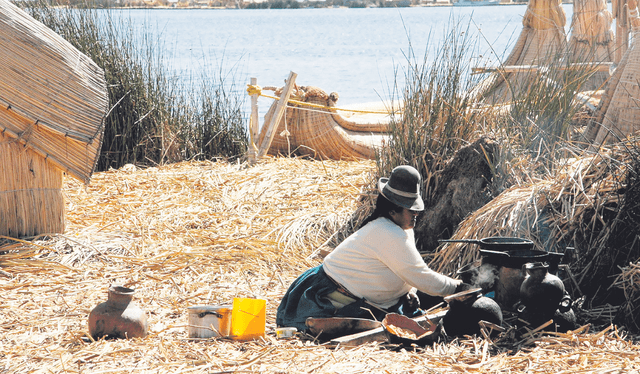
0 131 65 237
586 0 640 147
568 0 615 90
473 0 567 105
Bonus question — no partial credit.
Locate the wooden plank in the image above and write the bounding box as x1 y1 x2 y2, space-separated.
257 71 297 159
329 310 448 347
471 62 614 75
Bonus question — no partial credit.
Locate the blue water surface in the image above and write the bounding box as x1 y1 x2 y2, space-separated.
110 4 578 116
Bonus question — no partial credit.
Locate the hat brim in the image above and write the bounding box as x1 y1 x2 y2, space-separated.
378 178 425 211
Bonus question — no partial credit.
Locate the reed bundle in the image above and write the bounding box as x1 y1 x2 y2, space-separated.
474 0 567 104
0 0 108 183
586 9 640 146
259 86 390 160
568 0 614 90
569 0 614 56
1 158 639 372
0 131 64 237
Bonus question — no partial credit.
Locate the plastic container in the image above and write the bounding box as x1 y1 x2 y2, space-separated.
231 297 266 341
275 327 297 339
187 305 232 338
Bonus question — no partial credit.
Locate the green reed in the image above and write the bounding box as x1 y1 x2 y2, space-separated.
378 19 490 201
23 1 247 171
379 19 598 201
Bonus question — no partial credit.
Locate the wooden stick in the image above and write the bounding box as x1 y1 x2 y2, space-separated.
257 71 297 158
248 77 259 165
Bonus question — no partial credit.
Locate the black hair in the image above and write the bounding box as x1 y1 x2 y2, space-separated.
359 194 404 229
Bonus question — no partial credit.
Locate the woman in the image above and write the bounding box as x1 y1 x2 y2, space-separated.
276 165 467 331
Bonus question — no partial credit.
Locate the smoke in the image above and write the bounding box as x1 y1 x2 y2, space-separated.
473 263 499 291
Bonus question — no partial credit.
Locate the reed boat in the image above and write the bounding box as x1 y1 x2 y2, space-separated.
258 86 394 160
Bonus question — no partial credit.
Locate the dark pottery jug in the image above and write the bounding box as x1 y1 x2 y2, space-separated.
88 285 148 340
443 289 502 337
519 262 565 319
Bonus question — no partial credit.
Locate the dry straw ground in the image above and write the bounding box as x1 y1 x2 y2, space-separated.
1 157 639 373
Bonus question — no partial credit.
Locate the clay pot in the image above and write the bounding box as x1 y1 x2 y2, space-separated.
494 265 526 311
519 262 565 319
443 291 502 337
480 249 563 311
88 285 148 340
546 252 565 274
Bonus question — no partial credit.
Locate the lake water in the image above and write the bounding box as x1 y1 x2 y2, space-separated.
114 4 579 118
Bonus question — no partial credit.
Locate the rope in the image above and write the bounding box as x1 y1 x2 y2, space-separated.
246 84 399 115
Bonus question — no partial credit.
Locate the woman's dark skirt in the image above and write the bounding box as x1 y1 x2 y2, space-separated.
276 264 418 331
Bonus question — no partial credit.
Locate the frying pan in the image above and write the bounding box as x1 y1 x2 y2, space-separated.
382 313 440 346
438 236 534 251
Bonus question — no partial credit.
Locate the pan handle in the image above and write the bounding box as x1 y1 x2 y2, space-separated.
438 239 482 245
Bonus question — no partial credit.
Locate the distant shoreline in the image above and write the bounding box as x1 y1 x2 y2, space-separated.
103 2 536 10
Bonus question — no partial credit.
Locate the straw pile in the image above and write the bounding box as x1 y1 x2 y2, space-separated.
568 0 615 91
612 262 640 331
473 0 567 104
1 157 639 373
584 0 640 147
259 86 391 160
0 0 108 183
429 140 640 326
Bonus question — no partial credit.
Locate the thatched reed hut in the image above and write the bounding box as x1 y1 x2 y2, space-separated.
584 0 640 147
258 86 390 160
568 0 615 90
473 0 567 104
0 0 108 237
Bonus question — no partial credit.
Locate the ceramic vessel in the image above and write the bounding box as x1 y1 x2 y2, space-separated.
443 291 502 337
480 248 562 311
519 262 565 318
88 285 148 340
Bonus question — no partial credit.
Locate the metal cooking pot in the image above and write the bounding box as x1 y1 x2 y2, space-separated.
479 249 550 268
438 236 534 251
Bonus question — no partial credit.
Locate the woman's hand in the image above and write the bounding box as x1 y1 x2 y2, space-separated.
406 290 420 309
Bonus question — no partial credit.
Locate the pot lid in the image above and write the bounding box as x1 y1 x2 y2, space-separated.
188 305 232 313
